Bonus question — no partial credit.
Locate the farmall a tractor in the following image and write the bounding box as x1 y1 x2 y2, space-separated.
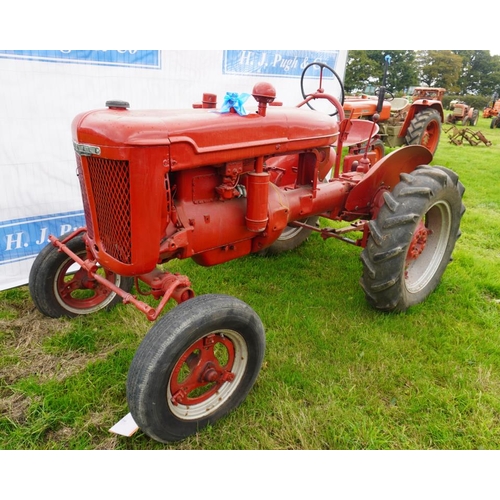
29 62 465 444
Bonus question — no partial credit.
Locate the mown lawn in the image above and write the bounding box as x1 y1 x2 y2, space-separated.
0 116 499 451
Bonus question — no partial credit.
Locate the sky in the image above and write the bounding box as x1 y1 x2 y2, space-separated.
2 2 499 54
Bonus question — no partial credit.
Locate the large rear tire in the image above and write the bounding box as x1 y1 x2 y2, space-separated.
127 294 266 443
29 232 133 318
360 166 465 312
405 109 442 155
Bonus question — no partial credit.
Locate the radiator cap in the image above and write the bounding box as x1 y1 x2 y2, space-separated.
106 100 130 109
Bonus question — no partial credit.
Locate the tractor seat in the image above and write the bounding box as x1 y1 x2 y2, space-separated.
390 98 409 112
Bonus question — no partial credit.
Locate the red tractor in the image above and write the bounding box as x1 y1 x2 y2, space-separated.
29 63 465 444
339 56 445 156
446 101 479 126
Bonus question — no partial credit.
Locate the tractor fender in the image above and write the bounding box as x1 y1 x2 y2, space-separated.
344 145 433 211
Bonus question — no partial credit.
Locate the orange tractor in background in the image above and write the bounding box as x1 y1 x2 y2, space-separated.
483 95 500 128
334 56 445 157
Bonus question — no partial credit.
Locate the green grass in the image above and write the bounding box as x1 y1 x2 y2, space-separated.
1 117 499 450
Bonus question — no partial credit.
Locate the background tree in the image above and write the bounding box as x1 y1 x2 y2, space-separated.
344 50 500 99
343 50 381 93
418 50 462 92
344 50 417 94
454 50 500 96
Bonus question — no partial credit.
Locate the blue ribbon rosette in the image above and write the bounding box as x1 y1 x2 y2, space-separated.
220 92 250 116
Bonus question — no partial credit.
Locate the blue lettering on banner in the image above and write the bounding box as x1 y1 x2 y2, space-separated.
223 50 339 78
0 211 85 265
0 50 161 69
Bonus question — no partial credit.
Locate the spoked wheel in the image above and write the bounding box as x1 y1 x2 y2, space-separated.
29 232 133 318
300 62 345 116
127 294 266 443
360 166 465 312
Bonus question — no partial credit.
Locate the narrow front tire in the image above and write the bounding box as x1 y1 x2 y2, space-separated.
127 294 266 443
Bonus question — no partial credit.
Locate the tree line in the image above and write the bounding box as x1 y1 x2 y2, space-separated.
344 50 500 102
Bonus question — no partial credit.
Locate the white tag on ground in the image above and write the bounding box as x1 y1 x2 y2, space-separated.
109 412 139 437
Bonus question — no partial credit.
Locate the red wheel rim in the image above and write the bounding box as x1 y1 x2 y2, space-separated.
170 333 236 407
404 201 452 293
55 254 117 311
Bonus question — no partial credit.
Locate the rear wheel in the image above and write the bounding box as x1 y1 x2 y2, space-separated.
470 109 479 126
29 232 133 318
360 166 465 312
127 294 266 443
259 215 319 256
366 138 385 163
405 109 442 154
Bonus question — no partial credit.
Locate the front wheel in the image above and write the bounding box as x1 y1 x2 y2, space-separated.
360 166 465 312
29 232 133 318
405 109 442 155
127 294 266 443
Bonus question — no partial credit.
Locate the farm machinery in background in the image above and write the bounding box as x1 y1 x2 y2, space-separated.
29 60 465 444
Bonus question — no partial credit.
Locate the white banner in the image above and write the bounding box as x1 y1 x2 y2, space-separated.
0 50 347 290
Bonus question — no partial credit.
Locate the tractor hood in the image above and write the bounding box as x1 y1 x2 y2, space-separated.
72 104 340 169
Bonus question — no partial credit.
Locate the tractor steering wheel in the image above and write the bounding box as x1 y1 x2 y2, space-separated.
300 62 345 117
375 87 395 101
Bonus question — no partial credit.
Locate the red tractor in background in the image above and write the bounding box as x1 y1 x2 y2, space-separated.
29 62 465 444
446 101 479 127
337 55 445 156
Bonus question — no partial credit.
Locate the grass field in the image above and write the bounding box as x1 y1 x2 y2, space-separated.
1 115 499 451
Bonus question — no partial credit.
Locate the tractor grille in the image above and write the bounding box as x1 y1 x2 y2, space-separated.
87 157 132 264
